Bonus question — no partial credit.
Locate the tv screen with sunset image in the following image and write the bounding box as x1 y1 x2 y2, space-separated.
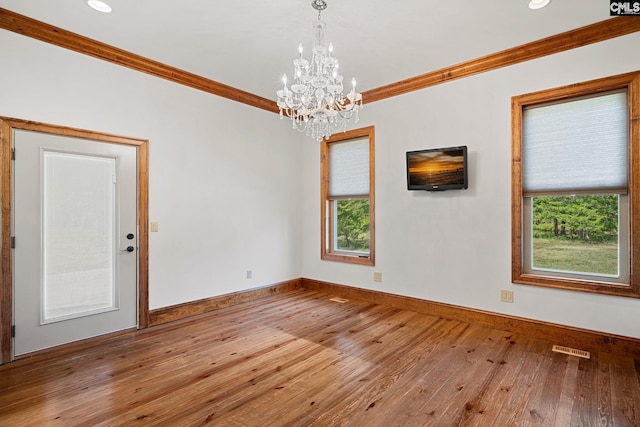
406 146 468 191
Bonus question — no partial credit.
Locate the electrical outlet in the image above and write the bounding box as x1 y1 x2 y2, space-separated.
500 289 514 303
246 270 252 279
373 272 382 282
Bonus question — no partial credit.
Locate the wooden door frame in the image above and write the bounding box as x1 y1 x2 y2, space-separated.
0 117 149 364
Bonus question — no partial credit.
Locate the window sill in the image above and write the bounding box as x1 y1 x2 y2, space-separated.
513 273 640 298
322 252 374 266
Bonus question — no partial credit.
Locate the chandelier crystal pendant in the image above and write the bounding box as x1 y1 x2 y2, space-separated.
276 0 363 141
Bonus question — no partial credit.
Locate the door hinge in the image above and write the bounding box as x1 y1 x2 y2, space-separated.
11 148 15 160
11 325 15 338
11 236 15 249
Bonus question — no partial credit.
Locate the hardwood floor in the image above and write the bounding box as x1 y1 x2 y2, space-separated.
1 288 639 426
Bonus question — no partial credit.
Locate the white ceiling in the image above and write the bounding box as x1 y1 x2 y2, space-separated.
0 1 611 101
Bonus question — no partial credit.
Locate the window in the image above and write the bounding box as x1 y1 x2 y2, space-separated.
512 72 640 297
43 151 118 322
321 126 375 265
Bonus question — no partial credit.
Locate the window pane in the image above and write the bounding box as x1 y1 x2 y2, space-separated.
531 195 618 276
334 199 370 253
43 151 117 322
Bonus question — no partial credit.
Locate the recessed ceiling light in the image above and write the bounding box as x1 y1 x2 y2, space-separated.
529 0 550 9
86 0 112 13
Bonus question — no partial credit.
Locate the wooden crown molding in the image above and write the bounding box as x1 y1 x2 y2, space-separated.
362 17 640 104
2 9 640 112
0 8 278 114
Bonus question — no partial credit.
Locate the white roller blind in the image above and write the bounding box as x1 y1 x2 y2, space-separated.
522 91 628 195
329 137 370 197
43 151 116 322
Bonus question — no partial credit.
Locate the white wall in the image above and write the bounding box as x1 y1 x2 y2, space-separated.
0 31 303 310
301 32 640 339
2 25 640 340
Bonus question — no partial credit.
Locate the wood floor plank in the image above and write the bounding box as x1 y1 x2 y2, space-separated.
0 290 326 416
309 319 474 426
459 334 539 426
607 353 640 425
287 315 455 426
287 316 463 426
483 336 550 426
437 331 521 425
553 355 580 426
596 352 615 426
373 327 512 426
1 289 639 426
569 354 600 427
89 299 393 425
172 305 407 424
217 310 426 426
518 351 568 426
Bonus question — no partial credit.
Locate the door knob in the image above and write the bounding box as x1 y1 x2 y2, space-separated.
120 246 135 253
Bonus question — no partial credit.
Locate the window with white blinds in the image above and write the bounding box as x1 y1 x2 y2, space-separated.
512 71 640 298
522 90 628 196
321 126 375 266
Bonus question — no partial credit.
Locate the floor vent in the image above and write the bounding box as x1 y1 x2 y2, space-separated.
329 297 349 303
552 344 590 359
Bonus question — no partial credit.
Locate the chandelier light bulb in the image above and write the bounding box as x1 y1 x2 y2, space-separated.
298 43 304 56
329 43 334 55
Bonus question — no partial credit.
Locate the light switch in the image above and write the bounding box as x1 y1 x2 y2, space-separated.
150 222 159 232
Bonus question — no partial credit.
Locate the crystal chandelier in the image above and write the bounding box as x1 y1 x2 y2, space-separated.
276 0 363 142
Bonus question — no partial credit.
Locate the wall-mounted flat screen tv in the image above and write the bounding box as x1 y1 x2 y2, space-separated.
406 146 468 191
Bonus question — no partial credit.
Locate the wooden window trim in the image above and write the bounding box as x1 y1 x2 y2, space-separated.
511 71 640 298
321 127 375 266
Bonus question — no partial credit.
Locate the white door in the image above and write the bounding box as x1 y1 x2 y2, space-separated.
13 129 138 356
